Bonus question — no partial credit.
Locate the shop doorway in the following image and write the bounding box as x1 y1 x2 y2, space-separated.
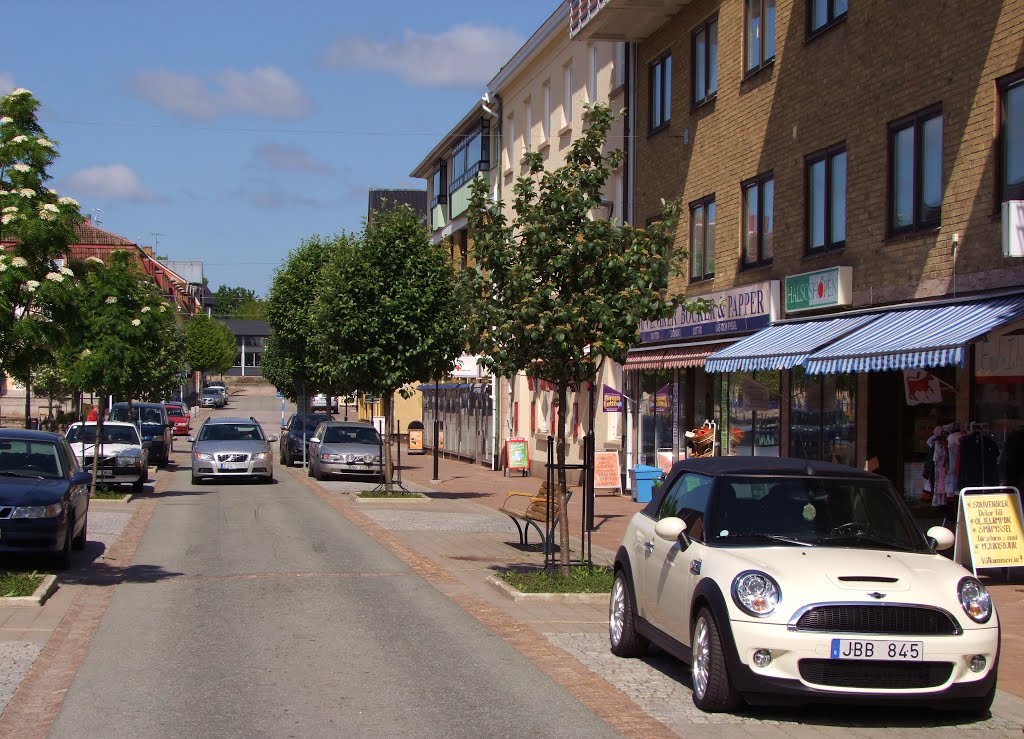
867 372 903 491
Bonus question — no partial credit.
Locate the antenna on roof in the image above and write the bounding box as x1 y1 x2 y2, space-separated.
91 209 102 225
150 232 163 251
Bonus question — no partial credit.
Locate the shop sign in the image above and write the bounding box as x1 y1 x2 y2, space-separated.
784 266 852 314
602 385 623 412
903 368 943 406
976 335 1024 383
954 488 1024 575
653 384 672 413
639 280 780 344
505 438 529 469
451 353 484 378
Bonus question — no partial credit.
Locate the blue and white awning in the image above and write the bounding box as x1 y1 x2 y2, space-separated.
804 296 1024 374
705 314 879 373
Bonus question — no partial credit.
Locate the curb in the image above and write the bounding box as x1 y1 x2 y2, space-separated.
89 494 133 504
485 574 610 605
351 493 430 503
2 574 59 607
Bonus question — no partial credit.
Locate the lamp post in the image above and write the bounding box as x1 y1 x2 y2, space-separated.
431 378 440 481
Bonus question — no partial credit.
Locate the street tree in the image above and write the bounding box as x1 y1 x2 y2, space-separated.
67 251 184 494
467 103 708 573
211 285 265 321
0 88 83 426
263 235 348 408
184 314 236 380
312 205 465 490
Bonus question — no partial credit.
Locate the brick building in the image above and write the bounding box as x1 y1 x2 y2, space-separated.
572 0 1024 499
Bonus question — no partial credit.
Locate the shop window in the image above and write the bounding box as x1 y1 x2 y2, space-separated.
723 371 780 457
638 370 676 465
789 367 856 467
889 105 943 233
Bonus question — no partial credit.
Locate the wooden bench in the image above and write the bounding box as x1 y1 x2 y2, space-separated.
500 482 571 554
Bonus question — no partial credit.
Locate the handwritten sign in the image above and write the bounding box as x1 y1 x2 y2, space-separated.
955 488 1024 574
506 438 529 470
593 451 621 489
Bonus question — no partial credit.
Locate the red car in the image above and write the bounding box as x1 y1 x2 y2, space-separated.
164 403 191 436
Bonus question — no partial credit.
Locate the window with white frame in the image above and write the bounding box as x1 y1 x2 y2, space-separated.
563 63 573 127
588 45 598 103
506 114 516 171
542 82 551 142
614 42 626 90
524 99 532 152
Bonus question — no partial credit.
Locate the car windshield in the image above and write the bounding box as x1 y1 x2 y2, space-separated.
202 390 219 397
707 476 930 552
198 424 265 442
67 425 140 445
0 439 64 479
291 416 327 433
110 406 164 426
321 427 379 445
165 405 185 415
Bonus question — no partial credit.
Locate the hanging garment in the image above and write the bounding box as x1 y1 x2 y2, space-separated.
946 429 966 494
957 432 1001 490
926 427 947 505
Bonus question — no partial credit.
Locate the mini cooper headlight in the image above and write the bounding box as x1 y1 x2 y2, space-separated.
732 571 781 617
958 577 992 623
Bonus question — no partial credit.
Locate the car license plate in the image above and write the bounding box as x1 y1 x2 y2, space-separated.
96 469 114 478
220 462 247 471
830 639 923 661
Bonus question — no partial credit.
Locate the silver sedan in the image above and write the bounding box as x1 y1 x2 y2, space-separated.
190 418 278 484
307 422 383 481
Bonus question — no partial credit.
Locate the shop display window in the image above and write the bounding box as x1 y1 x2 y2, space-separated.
722 371 780 456
789 368 856 467
636 369 676 464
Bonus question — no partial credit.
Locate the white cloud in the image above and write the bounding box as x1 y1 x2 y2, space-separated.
0 72 14 95
64 164 157 202
130 67 312 120
323 24 524 88
252 143 333 174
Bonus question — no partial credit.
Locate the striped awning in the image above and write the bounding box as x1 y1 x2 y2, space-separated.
662 342 735 369
804 295 1024 374
705 315 879 373
623 349 665 371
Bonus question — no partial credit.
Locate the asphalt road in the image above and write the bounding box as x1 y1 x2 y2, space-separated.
49 394 619 738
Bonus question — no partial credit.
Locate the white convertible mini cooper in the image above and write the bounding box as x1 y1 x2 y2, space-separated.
609 457 999 715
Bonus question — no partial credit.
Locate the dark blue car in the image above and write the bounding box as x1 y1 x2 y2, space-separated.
0 429 91 569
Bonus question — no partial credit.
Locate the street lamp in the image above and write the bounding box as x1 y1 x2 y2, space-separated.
432 378 440 481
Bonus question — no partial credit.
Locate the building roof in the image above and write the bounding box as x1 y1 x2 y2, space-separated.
410 102 487 179
488 2 570 93
72 219 136 247
220 319 271 336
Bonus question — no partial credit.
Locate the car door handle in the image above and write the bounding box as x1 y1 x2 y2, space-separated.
643 540 655 553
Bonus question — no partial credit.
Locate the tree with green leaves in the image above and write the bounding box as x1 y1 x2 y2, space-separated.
0 88 83 426
67 251 184 494
468 103 708 573
312 205 465 490
211 284 265 321
184 314 236 379
262 235 346 407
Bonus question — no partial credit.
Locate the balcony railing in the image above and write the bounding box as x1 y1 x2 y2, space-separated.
569 0 695 40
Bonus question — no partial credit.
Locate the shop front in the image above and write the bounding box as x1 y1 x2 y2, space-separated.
624 280 782 475
706 282 1024 511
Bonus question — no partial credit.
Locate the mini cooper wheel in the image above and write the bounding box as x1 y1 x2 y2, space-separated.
609 570 647 657
691 608 741 712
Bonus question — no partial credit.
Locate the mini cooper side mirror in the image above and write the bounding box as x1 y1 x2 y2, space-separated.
654 516 691 548
926 525 955 551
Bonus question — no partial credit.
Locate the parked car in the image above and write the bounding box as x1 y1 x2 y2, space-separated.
608 456 999 715
199 388 225 409
189 417 278 484
307 421 383 481
0 429 91 569
65 422 149 494
164 402 191 436
279 412 328 467
310 393 338 413
108 402 173 467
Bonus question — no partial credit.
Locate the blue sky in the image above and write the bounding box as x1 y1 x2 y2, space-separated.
2 1 556 296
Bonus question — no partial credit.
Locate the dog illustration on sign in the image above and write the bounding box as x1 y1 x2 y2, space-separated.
903 368 942 406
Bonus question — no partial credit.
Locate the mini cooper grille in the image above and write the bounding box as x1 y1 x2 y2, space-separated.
0 506 13 519
216 453 249 463
799 659 953 690
794 606 960 635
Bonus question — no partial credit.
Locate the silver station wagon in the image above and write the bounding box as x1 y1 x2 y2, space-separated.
190 417 278 484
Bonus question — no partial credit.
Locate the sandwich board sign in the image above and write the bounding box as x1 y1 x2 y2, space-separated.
593 451 621 490
954 486 1024 577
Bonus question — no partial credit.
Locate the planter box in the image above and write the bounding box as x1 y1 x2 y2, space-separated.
486 574 609 604
2 574 58 607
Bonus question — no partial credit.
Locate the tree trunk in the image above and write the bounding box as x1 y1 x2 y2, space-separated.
556 382 570 575
383 391 394 493
23 383 31 430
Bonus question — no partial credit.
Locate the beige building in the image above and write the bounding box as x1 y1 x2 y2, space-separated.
487 1 634 480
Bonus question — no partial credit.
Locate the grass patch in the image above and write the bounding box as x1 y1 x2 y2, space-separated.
91 488 130 500
356 490 424 499
498 566 613 594
0 571 45 597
